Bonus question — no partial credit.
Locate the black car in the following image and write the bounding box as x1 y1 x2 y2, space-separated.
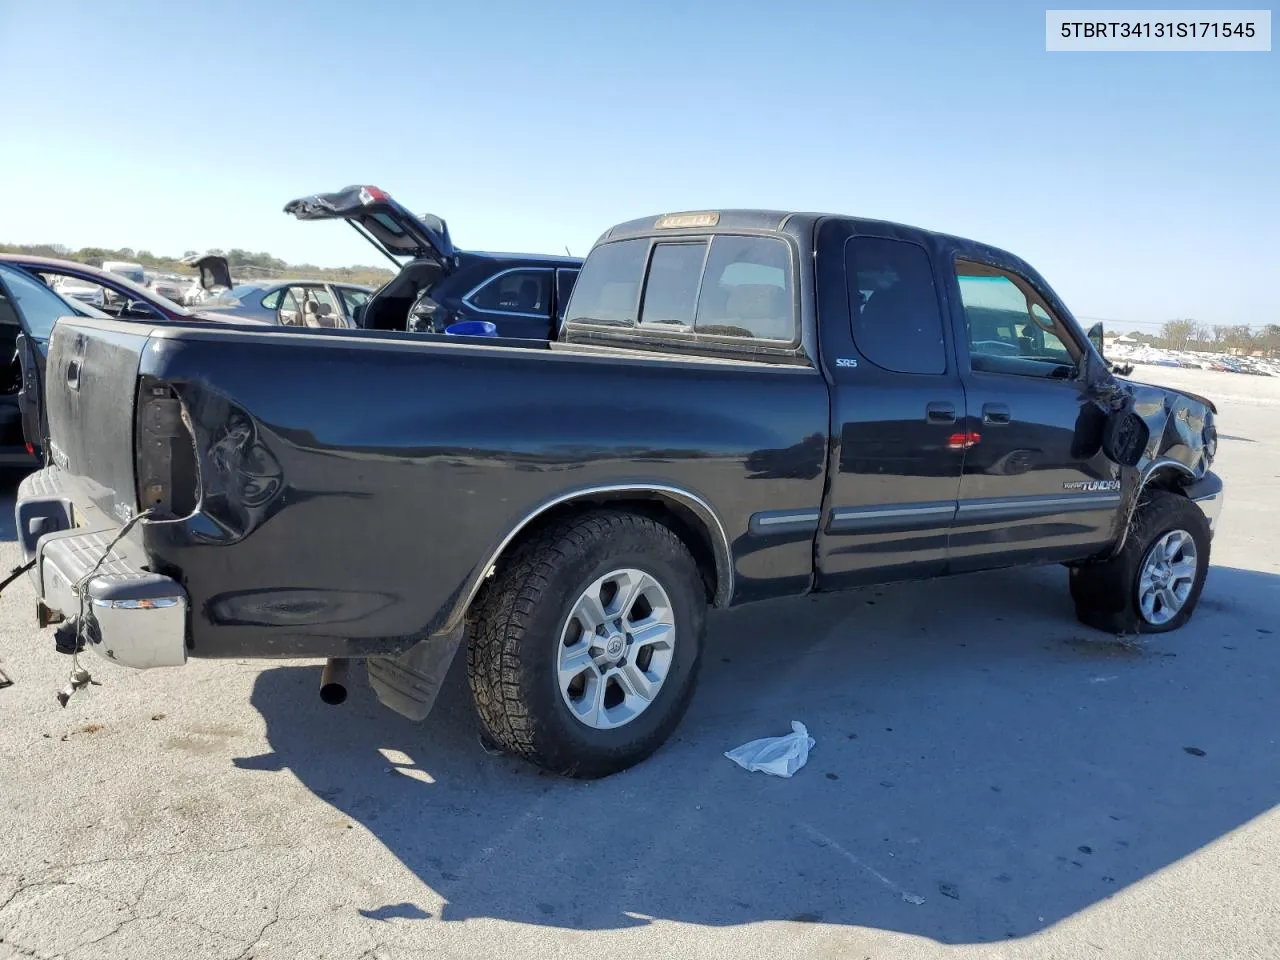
284 185 582 339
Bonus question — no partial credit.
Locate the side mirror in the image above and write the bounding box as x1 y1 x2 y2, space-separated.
1086 321 1105 358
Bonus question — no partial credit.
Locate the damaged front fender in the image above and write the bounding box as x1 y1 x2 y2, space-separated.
1092 367 1217 555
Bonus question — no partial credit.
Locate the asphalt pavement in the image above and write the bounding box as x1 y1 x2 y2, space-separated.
1 367 1277 960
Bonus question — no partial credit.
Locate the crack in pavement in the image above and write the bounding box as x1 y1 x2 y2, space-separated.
230 856 316 960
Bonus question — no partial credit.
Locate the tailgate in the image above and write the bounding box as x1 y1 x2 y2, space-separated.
45 319 150 522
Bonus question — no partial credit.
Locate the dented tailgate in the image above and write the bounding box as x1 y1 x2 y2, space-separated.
44 318 151 524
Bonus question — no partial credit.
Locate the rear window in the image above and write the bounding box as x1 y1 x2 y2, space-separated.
640 243 705 329
566 234 795 344
564 239 647 327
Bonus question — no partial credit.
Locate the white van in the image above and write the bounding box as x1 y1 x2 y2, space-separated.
100 261 146 285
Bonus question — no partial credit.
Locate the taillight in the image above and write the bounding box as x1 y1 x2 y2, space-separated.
135 378 198 520
359 185 389 204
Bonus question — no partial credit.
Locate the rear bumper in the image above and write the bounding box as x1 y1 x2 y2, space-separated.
1186 471 1223 536
16 467 188 669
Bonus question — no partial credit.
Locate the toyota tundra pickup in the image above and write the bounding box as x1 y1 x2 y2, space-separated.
14 204 1223 778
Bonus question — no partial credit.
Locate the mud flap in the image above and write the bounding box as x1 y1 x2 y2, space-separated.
366 626 465 722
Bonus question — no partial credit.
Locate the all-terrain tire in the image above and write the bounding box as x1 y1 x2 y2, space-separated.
1070 490 1211 634
466 509 706 778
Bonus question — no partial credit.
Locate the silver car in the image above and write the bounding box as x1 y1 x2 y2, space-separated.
199 280 374 327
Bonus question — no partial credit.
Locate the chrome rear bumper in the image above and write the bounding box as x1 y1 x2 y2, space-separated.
16 467 188 669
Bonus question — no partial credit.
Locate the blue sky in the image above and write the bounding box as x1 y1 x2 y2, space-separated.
0 0 1275 328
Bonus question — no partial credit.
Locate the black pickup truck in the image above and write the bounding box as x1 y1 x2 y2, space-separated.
15 208 1222 778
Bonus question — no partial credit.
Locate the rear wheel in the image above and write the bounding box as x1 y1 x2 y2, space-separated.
467 510 706 778
1070 490 1210 634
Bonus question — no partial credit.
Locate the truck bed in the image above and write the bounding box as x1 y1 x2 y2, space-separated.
38 317 829 659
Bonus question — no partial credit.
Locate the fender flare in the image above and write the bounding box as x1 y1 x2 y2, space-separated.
439 483 735 634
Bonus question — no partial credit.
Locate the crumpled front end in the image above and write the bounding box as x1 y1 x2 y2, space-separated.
1092 370 1221 551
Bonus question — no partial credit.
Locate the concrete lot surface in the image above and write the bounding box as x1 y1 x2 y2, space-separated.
1 367 1277 960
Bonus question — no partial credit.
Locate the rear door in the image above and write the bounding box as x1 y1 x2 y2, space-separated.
334 285 371 327
813 222 966 587
283 185 455 268
945 259 1119 569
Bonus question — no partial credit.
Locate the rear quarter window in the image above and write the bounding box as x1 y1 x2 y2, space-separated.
846 237 946 375
566 234 796 346
563 239 648 327
695 236 794 342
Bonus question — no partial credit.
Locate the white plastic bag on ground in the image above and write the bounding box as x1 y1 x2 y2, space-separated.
724 721 815 777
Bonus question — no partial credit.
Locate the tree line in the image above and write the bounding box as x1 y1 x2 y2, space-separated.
0 242 394 288
1146 319 1280 356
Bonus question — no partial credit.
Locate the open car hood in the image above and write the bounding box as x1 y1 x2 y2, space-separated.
282 185 455 267
180 253 232 292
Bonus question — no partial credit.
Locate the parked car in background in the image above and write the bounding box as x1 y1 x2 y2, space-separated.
148 274 187 302
198 279 375 327
284 185 581 338
0 254 233 324
179 253 233 305
101 260 146 285
52 276 105 308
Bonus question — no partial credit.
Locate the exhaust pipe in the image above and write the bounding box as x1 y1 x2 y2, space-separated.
319 658 350 705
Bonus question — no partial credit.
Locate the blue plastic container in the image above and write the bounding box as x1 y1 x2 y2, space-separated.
445 320 498 337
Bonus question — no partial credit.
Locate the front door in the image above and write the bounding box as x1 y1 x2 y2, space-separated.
814 225 966 588
946 260 1120 570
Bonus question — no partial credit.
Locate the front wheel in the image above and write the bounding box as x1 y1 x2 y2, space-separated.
467 510 706 778
1070 490 1211 634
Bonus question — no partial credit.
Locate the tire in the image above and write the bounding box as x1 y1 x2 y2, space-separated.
466 510 706 778
1070 490 1210 635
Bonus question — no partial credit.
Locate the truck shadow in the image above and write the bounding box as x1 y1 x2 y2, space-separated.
239 563 1279 943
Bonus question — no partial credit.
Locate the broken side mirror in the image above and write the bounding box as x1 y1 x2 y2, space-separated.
1102 405 1149 468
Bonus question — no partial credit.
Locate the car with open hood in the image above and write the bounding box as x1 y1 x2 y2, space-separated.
178 253 233 305
283 185 582 338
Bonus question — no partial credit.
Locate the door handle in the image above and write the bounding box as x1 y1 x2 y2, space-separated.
982 402 1011 424
65 360 81 391
926 401 956 424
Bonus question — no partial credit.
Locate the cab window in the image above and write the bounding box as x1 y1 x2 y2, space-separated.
955 261 1078 377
